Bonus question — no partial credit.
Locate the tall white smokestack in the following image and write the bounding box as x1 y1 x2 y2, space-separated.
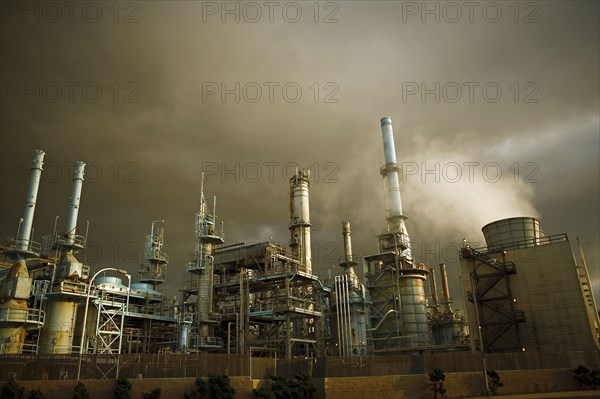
17 149 45 252
379 117 412 261
380 117 404 227
64 161 85 245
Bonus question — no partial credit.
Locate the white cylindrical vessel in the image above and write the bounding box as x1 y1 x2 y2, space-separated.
17 150 45 252
289 170 312 274
64 161 85 245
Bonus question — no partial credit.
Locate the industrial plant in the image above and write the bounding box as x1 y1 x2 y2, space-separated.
1 118 598 387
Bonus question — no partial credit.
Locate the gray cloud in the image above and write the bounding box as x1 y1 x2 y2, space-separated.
1 1 598 302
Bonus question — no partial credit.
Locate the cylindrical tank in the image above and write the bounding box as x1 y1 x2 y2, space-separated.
180 324 190 353
482 217 543 250
399 274 430 346
38 300 78 354
95 276 128 293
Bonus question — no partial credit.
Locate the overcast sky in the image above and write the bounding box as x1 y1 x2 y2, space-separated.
1 1 598 307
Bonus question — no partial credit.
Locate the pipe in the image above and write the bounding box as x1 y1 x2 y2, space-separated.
367 309 400 332
430 269 439 306
17 150 45 251
439 263 451 304
64 161 85 245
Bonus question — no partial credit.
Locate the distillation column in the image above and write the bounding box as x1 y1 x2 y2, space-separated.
333 222 368 356
0 150 46 354
39 162 87 354
187 176 224 348
289 169 312 274
139 221 168 291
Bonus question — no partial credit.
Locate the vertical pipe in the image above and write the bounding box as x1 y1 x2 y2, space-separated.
17 150 45 251
440 263 451 304
65 162 85 244
335 277 342 356
430 269 439 307
340 276 347 356
345 275 352 356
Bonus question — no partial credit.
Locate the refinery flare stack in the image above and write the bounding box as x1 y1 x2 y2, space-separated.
0 117 598 375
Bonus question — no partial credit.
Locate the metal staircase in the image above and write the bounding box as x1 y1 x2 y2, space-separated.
465 247 524 352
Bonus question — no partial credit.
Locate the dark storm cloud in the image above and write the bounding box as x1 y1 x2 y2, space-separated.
1 1 598 301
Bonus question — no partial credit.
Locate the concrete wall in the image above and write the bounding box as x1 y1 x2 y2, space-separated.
317 368 588 399
13 376 254 399
7 368 595 399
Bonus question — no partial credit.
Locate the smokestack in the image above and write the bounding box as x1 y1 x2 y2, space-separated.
17 149 45 252
64 161 85 245
429 268 439 307
342 221 353 262
439 263 452 309
380 117 404 226
289 169 312 274
379 117 412 261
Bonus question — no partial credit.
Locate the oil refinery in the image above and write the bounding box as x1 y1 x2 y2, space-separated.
1 118 598 389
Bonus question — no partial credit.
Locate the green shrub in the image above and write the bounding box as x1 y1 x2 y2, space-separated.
429 368 447 399
574 365 600 390
1 376 25 399
73 382 90 399
252 386 275 399
486 370 503 396
208 375 236 399
142 388 161 399
114 377 132 399
28 389 44 399
184 378 208 399
257 373 316 399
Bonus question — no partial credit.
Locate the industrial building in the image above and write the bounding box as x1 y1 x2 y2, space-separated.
460 216 600 353
1 118 598 372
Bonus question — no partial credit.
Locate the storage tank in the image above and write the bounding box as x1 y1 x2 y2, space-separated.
399 267 430 347
482 217 543 250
